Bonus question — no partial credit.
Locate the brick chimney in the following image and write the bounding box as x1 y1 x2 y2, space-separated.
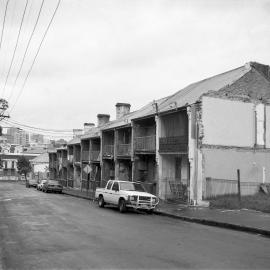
83 123 95 134
116 103 131 119
248 62 270 80
73 129 83 137
97 114 110 127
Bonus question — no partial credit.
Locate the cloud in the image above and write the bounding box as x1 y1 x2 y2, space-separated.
1 0 269 131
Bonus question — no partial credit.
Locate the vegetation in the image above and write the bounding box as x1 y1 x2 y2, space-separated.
17 156 32 181
209 193 270 213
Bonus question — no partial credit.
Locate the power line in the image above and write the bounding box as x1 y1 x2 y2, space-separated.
8 0 45 102
9 0 61 114
0 0 9 50
1 0 29 97
5 119 74 133
2 120 74 137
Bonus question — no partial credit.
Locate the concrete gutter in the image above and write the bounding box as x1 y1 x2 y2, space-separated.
155 210 270 238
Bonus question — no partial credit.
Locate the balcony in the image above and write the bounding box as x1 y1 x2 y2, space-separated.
90 150 100 162
117 144 131 157
62 158 68 167
159 136 188 153
134 135 156 153
74 153 81 163
82 150 90 161
68 155 74 163
103 144 114 158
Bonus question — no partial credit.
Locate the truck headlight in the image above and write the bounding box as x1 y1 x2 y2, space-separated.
130 195 138 201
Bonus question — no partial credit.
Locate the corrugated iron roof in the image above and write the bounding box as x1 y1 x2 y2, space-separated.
158 65 250 113
81 127 100 139
67 136 81 145
101 96 170 131
31 153 49 164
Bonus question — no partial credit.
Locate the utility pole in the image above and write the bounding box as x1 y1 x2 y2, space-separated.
0 99 10 135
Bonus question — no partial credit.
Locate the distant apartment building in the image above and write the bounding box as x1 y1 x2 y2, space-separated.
6 127 29 146
30 133 44 145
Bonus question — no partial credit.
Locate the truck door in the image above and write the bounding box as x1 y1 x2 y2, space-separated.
111 182 120 204
103 180 113 202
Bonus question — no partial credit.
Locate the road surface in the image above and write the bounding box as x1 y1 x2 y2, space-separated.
0 181 269 269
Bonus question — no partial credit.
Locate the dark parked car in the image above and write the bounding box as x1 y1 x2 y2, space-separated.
26 179 38 188
42 180 63 193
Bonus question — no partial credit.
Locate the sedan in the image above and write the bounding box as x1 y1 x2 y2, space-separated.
26 179 38 188
42 180 63 193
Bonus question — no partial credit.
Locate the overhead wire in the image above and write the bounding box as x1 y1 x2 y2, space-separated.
9 0 61 114
5 119 74 133
2 120 74 138
8 0 45 102
1 0 29 97
0 0 9 50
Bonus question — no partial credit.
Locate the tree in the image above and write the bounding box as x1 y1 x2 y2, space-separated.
17 156 32 181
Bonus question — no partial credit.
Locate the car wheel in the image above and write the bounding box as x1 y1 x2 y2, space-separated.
98 196 105 208
119 199 127 213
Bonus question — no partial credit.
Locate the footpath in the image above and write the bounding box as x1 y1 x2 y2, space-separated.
62 187 270 237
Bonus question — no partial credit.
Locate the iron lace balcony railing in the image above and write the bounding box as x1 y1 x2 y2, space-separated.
159 136 188 153
103 144 114 157
134 135 156 152
117 144 131 156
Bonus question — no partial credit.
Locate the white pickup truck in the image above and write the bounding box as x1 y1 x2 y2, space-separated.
95 180 159 213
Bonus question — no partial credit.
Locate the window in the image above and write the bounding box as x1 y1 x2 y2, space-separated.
112 182 119 191
107 181 113 190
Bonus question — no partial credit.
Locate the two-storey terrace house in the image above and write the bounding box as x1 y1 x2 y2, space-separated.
154 61 270 205
67 137 81 188
56 146 68 186
81 115 110 191
48 149 57 180
101 104 134 186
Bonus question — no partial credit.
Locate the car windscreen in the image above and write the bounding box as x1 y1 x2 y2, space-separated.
119 182 145 192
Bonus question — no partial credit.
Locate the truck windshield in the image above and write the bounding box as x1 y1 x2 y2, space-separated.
119 182 145 192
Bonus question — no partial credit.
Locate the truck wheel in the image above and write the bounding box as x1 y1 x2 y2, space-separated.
98 196 105 208
119 199 127 213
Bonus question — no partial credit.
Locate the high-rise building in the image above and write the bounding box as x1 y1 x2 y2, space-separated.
6 128 29 146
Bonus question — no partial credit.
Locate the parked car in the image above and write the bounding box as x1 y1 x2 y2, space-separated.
42 180 63 193
37 180 48 191
25 179 38 188
95 180 159 213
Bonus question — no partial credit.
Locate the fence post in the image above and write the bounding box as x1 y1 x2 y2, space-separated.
237 169 241 202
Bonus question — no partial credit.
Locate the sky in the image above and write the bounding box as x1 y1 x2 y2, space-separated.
0 0 270 137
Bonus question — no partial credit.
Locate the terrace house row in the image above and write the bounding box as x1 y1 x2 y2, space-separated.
49 62 270 205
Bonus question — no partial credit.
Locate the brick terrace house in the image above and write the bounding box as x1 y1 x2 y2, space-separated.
49 62 270 205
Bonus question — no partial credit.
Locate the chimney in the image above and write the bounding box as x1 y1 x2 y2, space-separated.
73 129 83 137
83 123 95 134
97 114 110 127
115 103 131 119
247 62 270 80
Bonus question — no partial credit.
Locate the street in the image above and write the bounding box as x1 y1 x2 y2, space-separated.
0 182 270 270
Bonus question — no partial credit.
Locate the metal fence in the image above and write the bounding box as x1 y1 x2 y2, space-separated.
205 178 260 199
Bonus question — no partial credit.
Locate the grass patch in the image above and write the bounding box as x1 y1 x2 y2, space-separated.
209 193 270 213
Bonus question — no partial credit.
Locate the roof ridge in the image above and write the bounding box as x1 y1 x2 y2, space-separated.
165 65 248 103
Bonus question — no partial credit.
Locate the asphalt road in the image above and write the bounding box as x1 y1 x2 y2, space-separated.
0 182 270 270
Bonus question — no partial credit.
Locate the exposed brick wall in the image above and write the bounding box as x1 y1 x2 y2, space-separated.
205 69 270 103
